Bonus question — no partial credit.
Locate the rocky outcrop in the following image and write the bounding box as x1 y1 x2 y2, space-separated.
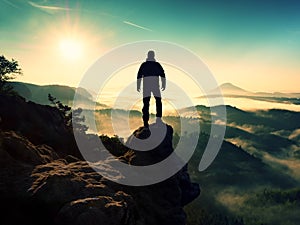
0 130 139 225
0 95 200 225
30 160 139 225
0 95 80 158
0 130 59 165
125 124 200 225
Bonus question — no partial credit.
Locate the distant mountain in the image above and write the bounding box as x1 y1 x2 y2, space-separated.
202 82 300 105
206 82 251 96
10 81 106 108
218 83 252 96
210 82 300 98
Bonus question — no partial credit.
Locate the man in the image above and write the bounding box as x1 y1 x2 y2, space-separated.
137 50 166 128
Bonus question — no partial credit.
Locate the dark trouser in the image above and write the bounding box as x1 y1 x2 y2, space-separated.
142 96 162 125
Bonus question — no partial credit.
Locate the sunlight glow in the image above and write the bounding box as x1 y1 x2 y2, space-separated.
59 39 83 60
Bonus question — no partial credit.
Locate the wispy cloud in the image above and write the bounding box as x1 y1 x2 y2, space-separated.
123 20 153 32
28 1 71 14
2 0 20 9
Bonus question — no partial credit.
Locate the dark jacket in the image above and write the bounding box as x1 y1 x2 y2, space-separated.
137 61 165 79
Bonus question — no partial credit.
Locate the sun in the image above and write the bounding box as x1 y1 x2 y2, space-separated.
59 38 83 60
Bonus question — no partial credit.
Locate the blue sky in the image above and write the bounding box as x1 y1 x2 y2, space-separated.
1 0 300 92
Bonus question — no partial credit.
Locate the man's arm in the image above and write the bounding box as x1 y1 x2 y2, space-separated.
137 63 144 92
137 79 141 92
157 63 166 91
161 77 166 91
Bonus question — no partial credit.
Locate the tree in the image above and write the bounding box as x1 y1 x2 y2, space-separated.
0 55 22 94
72 108 89 134
48 93 72 127
48 93 88 133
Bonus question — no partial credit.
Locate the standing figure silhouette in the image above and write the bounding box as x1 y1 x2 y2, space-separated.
137 50 166 128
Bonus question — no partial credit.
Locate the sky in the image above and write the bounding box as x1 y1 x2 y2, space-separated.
1 0 300 94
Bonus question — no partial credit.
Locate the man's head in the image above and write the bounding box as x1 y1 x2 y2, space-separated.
147 50 155 61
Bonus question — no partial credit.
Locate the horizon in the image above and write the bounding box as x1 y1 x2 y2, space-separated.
1 0 300 94
11 80 300 112
11 80 300 94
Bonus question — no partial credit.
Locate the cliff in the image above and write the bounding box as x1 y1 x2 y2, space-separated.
0 95 199 225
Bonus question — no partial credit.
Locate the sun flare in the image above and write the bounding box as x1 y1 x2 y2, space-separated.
59 39 83 60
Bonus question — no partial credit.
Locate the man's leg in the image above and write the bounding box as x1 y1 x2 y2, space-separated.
153 86 162 122
142 97 151 127
154 96 162 118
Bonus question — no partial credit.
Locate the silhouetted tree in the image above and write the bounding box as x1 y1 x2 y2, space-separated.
48 93 88 133
72 108 88 133
0 55 22 94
